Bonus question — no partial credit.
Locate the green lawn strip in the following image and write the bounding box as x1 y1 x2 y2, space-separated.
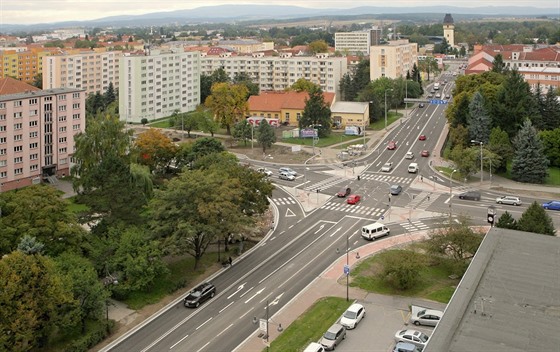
370 112 401 131
66 196 90 213
349 251 458 304
268 297 351 352
546 166 560 186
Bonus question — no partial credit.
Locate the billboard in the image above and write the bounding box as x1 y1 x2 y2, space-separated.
345 126 362 136
300 128 318 138
247 117 279 127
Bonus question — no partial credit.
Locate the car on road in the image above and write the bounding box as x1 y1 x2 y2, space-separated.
410 307 443 327
257 167 273 176
435 93 441 98
407 163 419 174
418 103 425 108
458 191 481 201
184 282 216 308
320 323 346 350
495 195 522 206
445 94 451 99
387 141 397 150
418 135 426 141
279 167 297 176
542 200 560 210
390 185 402 195
394 329 430 349
393 342 422 352
347 194 361 204
405 151 415 159
420 150 430 157
337 187 351 198
340 303 366 329
381 162 393 172
303 342 325 352
279 172 295 181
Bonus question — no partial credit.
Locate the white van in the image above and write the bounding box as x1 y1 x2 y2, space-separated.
303 342 325 352
361 222 390 241
408 163 419 174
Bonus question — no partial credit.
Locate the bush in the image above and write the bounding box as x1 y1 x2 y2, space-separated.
380 250 425 290
65 320 115 352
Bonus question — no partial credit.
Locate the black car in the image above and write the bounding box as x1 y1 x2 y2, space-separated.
458 191 481 201
184 282 216 308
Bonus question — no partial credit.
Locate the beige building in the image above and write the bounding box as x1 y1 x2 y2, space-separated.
43 50 122 97
443 14 455 47
370 39 418 80
201 53 348 94
330 101 370 129
0 77 85 192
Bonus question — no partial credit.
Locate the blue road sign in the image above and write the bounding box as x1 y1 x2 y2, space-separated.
429 99 449 105
344 264 350 275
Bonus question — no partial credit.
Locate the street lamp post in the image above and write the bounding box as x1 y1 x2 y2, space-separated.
252 300 283 350
471 140 483 184
384 89 393 131
346 232 349 302
450 169 457 221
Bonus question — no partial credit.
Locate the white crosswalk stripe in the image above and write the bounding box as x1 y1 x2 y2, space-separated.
408 191 439 210
359 173 413 185
320 202 384 217
271 197 297 205
399 220 430 231
304 176 347 191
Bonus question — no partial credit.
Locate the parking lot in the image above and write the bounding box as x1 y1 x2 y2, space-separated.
332 293 446 352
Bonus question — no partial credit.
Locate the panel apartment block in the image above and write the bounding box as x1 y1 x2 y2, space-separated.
0 86 85 191
200 54 347 95
119 50 200 124
335 28 381 55
43 51 121 97
370 40 418 80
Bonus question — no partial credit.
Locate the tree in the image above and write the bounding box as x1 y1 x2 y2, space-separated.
496 211 517 230
467 91 491 144
134 128 178 173
299 86 332 138
517 201 556 236
232 72 259 97
0 251 76 351
32 72 42 89
491 54 507 74
418 57 439 81
17 235 44 255
55 253 108 333
103 82 116 108
536 88 560 131
198 109 220 137
232 119 253 146
200 68 230 105
488 127 514 172
411 63 423 94
380 250 425 290
86 92 105 116
205 82 249 135
308 39 329 54
290 78 320 93
448 145 479 178
339 73 355 101
511 119 549 183
539 128 560 167
256 120 276 153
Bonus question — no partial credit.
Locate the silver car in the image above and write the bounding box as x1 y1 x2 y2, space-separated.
381 162 393 172
320 323 346 350
410 308 443 327
394 329 429 349
279 172 295 181
495 196 521 206
279 167 297 176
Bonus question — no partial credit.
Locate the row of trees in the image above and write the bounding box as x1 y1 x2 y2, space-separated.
496 202 556 236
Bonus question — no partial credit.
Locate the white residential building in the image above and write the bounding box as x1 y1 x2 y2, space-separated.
335 27 382 55
370 39 418 80
119 49 200 124
43 51 122 97
200 54 347 94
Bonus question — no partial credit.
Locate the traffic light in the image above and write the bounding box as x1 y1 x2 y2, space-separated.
487 206 497 226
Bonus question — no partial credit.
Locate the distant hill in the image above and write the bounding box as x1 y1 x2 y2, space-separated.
3 4 557 33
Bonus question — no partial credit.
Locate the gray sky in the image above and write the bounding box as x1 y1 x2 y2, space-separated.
2 0 558 25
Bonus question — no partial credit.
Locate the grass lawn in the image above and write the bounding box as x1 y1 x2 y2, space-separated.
268 297 351 352
66 196 90 213
281 134 363 148
350 250 459 304
546 166 560 186
370 111 401 131
148 119 172 128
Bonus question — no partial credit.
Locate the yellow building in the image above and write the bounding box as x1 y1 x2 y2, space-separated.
0 48 55 84
370 39 418 80
330 101 370 129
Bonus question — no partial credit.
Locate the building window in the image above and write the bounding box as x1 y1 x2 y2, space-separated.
58 95 66 101
14 134 22 141
0 171 6 178
73 124 81 131
59 147 67 154
59 115 67 122
30 142 38 149
30 164 39 171
14 146 23 152
30 153 38 160
0 160 6 167
13 112 23 118
0 103 5 109
14 168 23 175
30 132 38 138
59 137 67 143
0 137 6 144
14 123 22 130
72 103 80 109
59 105 67 112
29 120 38 127
0 114 5 120
14 156 23 164
72 92 80 98
0 148 6 155
29 98 38 105
72 113 80 120
14 101 22 107
0 126 5 132
59 126 67 132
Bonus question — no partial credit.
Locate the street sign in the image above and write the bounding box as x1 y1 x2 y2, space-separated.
429 99 449 105
343 264 350 276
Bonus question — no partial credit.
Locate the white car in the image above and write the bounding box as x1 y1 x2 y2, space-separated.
405 151 414 159
394 329 429 349
279 167 297 176
381 162 393 172
339 303 365 329
495 196 521 206
279 172 295 181
257 167 273 176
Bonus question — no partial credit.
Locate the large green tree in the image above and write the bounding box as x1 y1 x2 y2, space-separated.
232 119 253 146
256 120 277 153
496 211 517 230
539 128 560 167
535 88 560 131
299 86 332 138
511 119 549 183
467 91 491 144
517 201 556 236
488 127 513 172
205 82 249 135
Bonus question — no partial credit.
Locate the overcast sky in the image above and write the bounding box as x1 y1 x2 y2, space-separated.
2 0 558 25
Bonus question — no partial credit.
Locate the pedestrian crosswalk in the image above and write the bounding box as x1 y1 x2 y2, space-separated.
407 191 439 210
270 197 297 206
320 202 385 217
399 220 430 232
359 173 413 185
304 176 347 192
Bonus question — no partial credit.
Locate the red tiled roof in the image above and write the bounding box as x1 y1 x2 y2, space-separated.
0 77 40 96
248 91 335 112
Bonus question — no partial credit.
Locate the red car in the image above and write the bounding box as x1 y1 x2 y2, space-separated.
387 141 397 150
418 135 427 141
421 150 430 157
347 194 361 204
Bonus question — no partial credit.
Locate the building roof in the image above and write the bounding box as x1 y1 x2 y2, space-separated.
425 227 560 352
0 77 40 96
330 101 369 114
248 91 335 112
443 13 454 24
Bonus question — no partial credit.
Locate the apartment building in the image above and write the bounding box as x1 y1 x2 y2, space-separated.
43 50 122 97
370 39 418 80
0 48 55 84
201 53 348 94
119 49 200 124
335 27 382 55
0 77 85 192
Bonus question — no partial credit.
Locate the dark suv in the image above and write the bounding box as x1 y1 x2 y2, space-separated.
184 282 216 308
337 187 351 198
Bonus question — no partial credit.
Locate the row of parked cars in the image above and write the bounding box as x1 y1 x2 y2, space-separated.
458 192 560 210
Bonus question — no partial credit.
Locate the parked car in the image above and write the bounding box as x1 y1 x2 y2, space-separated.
418 135 426 141
347 194 361 205
337 187 351 198
394 329 430 349
495 196 522 206
393 342 422 352
458 191 481 201
410 307 443 327
542 200 560 210
405 151 415 159
279 172 295 181
340 303 366 329
184 282 216 308
381 162 393 172
390 185 402 195
303 342 325 352
420 150 430 157
387 141 397 150
320 323 346 350
279 167 297 176
257 167 273 176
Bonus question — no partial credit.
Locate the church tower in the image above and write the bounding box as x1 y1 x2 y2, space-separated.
443 13 455 47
